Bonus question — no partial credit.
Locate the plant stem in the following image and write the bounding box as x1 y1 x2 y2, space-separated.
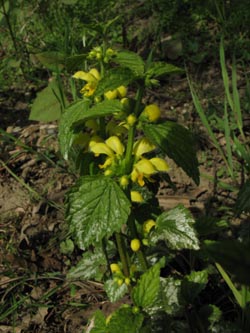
124 86 144 173
115 232 130 277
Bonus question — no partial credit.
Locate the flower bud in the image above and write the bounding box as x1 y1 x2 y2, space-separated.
104 89 118 100
142 104 161 122
120 175 129 188
130 239 141 252
126 114 137 126
110 263 121 273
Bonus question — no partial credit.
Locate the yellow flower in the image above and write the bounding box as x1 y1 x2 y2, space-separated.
150 157 169 172
72 68 100 96
131 158 156 186
143 219 156 234
90 136 125 170
133 138 156 157
106 136 125 156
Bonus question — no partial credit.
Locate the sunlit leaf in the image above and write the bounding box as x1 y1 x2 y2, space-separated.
154 204 200 250
66 175 131 249
132 260 163 308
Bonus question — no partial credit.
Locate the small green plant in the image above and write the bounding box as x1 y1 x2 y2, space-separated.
57 41 243 332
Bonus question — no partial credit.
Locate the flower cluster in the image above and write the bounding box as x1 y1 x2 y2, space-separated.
90 135 169 187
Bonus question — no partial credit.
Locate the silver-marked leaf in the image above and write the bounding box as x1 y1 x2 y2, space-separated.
67 176 131 249
154 204 199 250
143 121 200 185
104 279 128 303
67 248 106 281
160 277 183 315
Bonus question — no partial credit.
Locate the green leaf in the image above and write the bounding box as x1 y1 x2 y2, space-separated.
89 310 107 333
94 68 136 96
104 279 128 303
146 62 183 78
60 239 74 255
67 248 106 281
159 277 183 315
29 80 64 122
132 261 162 308
181 270 208 303
67 176 131 250
195 216 228 237
143 121 200 185
203 240 250 285
65 54 88 71
154 204 199 250
114 51 145 76
59 99 89 160
108 307 144 333
198 304 222 330
71 99 125 130
235 180 250 214
34 51 65 71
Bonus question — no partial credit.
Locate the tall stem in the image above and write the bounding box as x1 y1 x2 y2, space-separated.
115 232 130 277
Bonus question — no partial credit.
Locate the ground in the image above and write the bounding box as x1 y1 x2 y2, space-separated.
0 67 244 332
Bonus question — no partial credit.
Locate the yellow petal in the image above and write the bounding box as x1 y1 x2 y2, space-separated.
73 71 95 82
88 135 103 148
133 138 155 157
150 157 170 172
90 142 114 157
99 157 113 169
130 191 144 203
134 158 156 175
89 68 101 80
105 136 124 156
117 85 127 98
